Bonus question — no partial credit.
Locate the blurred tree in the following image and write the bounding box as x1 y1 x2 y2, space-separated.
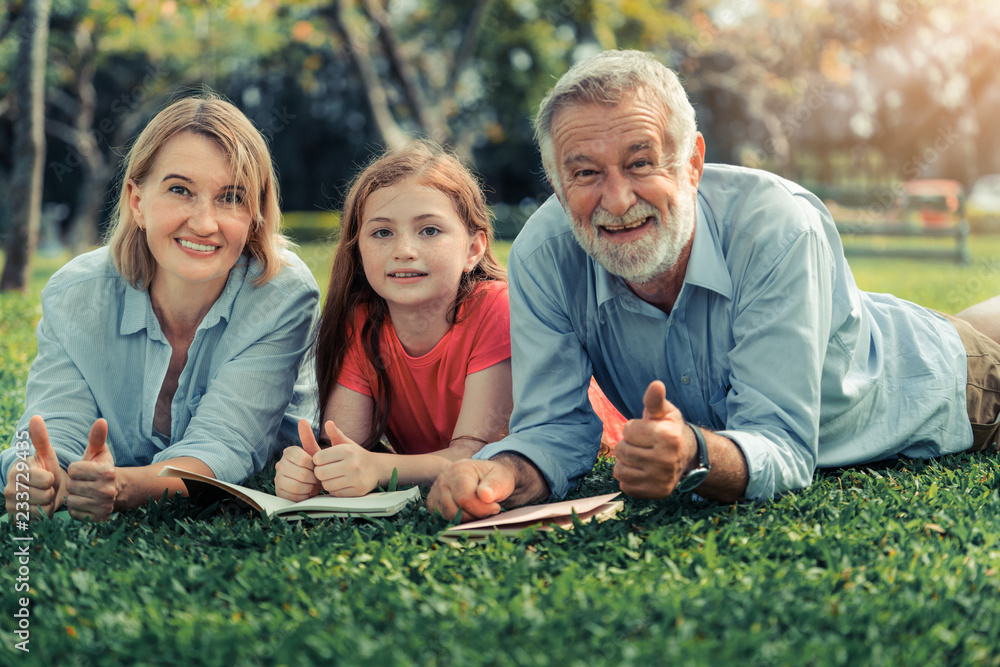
13 0 315 248
43 0 159 252
3 0 998 259
705 0 1000 187
318 0 493 158
1 0 52 292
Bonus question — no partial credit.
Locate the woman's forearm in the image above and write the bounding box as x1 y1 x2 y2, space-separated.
113 457 216 511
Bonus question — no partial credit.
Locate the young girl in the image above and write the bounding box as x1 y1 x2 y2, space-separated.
274 141 512 500
274 141 626 501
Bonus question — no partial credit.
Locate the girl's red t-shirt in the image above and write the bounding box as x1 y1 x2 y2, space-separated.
338 280 627 456
338 281 511 454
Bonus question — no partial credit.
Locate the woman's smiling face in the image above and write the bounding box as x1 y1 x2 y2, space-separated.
128 131 253 298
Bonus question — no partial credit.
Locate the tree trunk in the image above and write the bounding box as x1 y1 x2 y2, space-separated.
1 0 52 292
324 0 410 152
64 25 104 252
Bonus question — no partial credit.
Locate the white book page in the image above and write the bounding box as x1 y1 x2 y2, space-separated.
158 466 420 517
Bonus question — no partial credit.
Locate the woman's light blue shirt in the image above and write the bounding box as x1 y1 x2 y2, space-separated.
1 246 319 487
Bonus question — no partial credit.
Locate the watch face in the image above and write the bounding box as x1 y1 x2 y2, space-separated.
676 468 710 494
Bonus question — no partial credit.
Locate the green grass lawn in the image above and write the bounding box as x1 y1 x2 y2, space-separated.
2 237 1000 665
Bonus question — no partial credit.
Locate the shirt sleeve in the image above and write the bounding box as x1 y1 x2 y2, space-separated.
473 247 603 499
715 195 837 500
0 314 99 487
276 303 321 446
150 274 320 483
465 283 512 375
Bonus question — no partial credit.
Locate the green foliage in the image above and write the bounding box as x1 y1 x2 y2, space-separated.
2 243 1000 665
282 210 341 244
845 235 1000 313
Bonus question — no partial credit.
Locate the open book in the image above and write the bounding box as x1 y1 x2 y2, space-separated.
439 492 623 543
158 466 421 520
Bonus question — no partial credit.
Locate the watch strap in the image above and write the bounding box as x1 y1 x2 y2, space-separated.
676 421 711 493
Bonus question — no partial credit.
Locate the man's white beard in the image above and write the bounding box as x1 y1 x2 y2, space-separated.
569 182 697 284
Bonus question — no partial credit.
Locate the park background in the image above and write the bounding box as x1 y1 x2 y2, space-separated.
2 1 1000 665
2 0 1000 278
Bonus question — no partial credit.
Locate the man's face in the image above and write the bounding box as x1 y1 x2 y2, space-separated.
549 92 704 284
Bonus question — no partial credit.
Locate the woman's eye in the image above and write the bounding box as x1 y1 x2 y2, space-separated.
421 227 441 237
221 191 245 205
169 185 190 196
372 229 392 239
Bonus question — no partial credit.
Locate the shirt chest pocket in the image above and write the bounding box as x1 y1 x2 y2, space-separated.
708 384 730 429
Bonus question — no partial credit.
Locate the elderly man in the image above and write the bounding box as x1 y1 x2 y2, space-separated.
427 50 1000 520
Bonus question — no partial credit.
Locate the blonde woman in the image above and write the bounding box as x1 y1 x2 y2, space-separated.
3 95 319 522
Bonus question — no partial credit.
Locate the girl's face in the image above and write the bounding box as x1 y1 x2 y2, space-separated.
128 132 253 299
358 178 486 316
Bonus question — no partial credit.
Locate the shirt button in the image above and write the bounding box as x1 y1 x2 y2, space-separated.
681 376 691 385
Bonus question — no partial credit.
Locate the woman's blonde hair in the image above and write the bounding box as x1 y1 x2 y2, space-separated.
107 93 287 288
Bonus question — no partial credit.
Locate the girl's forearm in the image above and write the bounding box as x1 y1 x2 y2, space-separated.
374 441 485 488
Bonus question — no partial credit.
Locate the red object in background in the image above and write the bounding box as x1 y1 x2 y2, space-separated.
588 378 627 456
901 179 964 228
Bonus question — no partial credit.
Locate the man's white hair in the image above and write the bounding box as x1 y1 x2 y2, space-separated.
534 50 698 198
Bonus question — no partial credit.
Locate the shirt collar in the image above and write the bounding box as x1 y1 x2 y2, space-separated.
119 255 251 338
684 193 733 299
595 194 733 308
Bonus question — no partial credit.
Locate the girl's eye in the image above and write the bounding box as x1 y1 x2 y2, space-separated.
372 229 392 239
421 227 441 237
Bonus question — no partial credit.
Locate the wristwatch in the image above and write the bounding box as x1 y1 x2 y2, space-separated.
676 421 711 493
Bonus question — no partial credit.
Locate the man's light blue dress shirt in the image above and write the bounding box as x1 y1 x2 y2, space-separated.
0 246 319 487
475 164 971 500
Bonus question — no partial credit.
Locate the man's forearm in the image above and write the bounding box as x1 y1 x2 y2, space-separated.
492 453 550 507
695 430 749 503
